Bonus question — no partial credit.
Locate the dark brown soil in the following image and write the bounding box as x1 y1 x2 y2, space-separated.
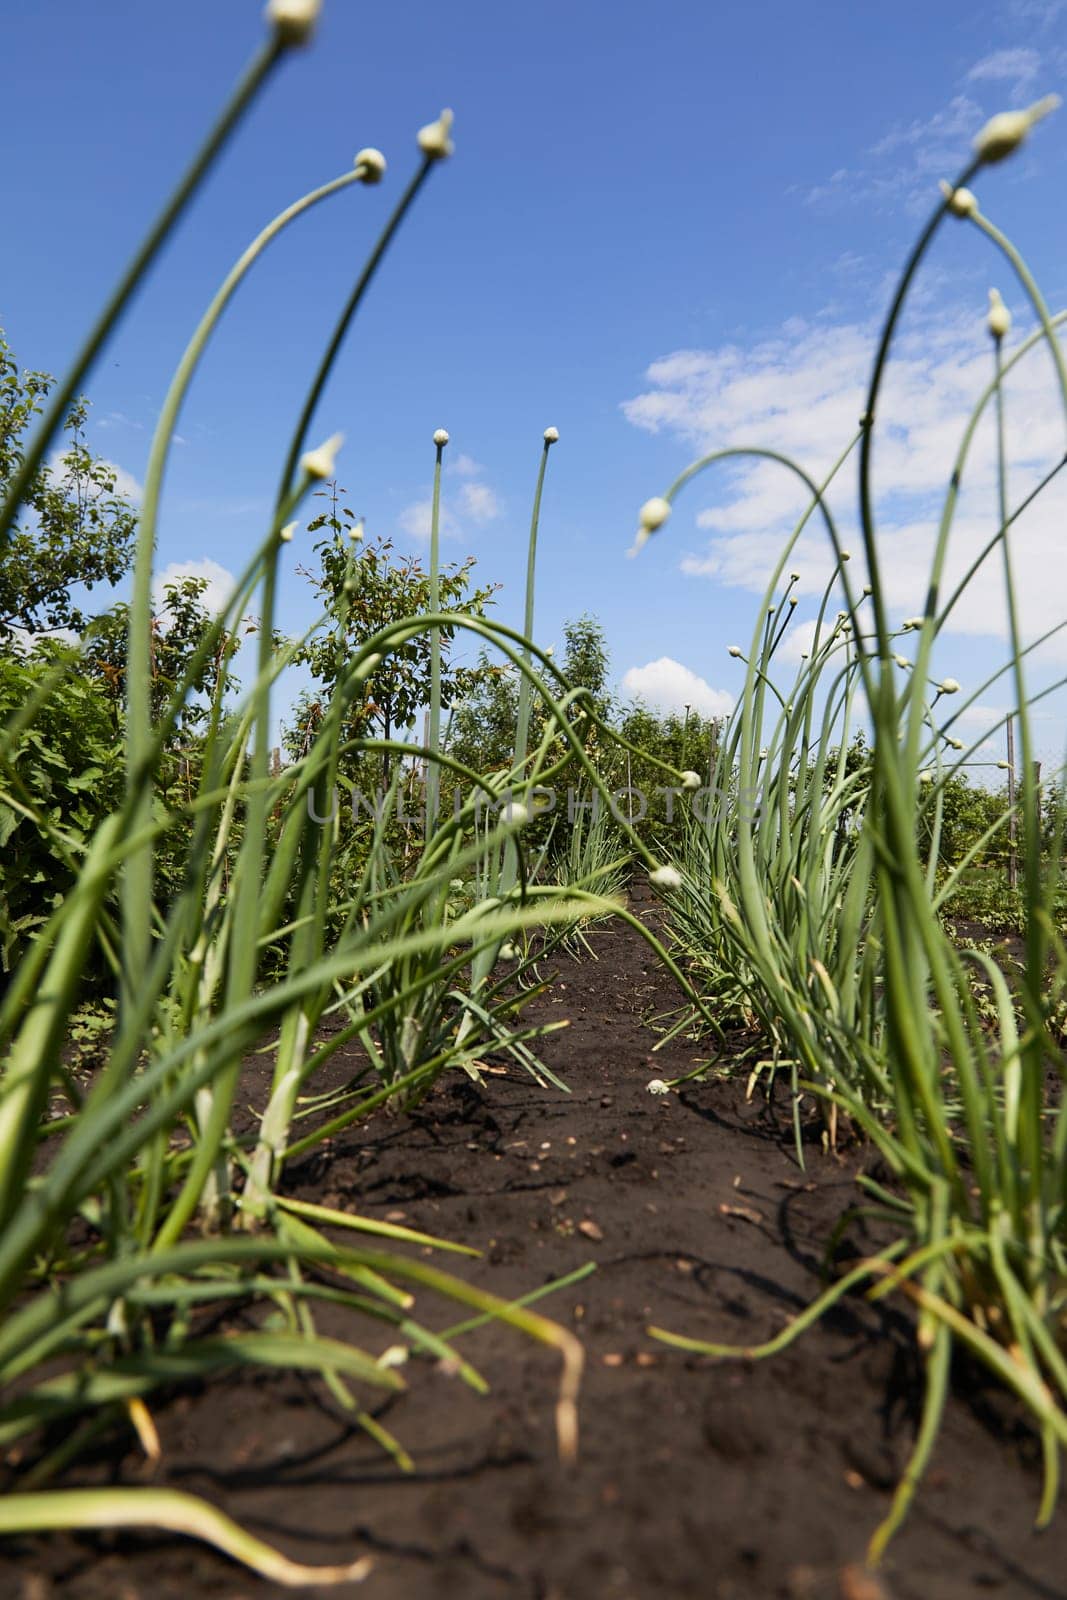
3 889 1066 1600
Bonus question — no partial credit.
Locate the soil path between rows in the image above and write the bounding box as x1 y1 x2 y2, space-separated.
5 888 1066 1600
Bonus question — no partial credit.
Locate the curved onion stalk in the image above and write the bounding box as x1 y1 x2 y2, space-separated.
0 1488 373 1588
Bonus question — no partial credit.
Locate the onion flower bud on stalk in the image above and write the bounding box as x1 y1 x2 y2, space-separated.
939 179 979 218
987 289 1012 341
649 864 682 891
973 95 1060 163
628 496 671 557
300 432 344 480
265 0 322 45
353 148 386 183
417 109 455 160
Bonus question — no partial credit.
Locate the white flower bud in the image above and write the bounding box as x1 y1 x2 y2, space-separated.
646 1078 671 1096
948 737 964 750
502 800 528 826
301 432 344 480
938 678 960 694
918 770 935 785
902 617 925 631
997 759 1011 770
758 747 769 760
840 550 851 562
680 770 701 790
354 149 387 184
450 878 464 890
862 584 872 596
545 645 555 657
649 864 682 890
987 288 1011 340
433 428 450 447
266 0 321 46
895 655 910 669
377 1345 409 1369
974 95 1060 164
349 518 364 543
788 595 798 607
499 943 517 961
543 426 559 444
417 109 455 160
728 644 742 658
939 179 979 218
638 496 672 532
279 521 298 543
789 570 800 582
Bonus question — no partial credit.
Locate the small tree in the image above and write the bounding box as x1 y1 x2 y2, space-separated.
80 574 246 739
0 327 137 645
296 483 498 783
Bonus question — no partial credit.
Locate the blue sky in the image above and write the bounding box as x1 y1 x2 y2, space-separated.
3 0 1067 770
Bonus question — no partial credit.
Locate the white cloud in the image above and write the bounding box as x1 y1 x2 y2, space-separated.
449 453 483 478
398 498 434 540
153 557 236 617
777 617 824 664
458 481 500 522
966 48 1042 98
623 303 1067 662
398 468 502 541
50 449 143 506
621 657 735 719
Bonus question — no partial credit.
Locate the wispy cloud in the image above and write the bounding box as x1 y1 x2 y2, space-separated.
621 656 734 719
966 47 1042 99
97 410 144 432
1009 0 1066 29
793 94 983 216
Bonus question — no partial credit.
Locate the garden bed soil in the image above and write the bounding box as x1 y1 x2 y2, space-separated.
4 887 1067 1600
